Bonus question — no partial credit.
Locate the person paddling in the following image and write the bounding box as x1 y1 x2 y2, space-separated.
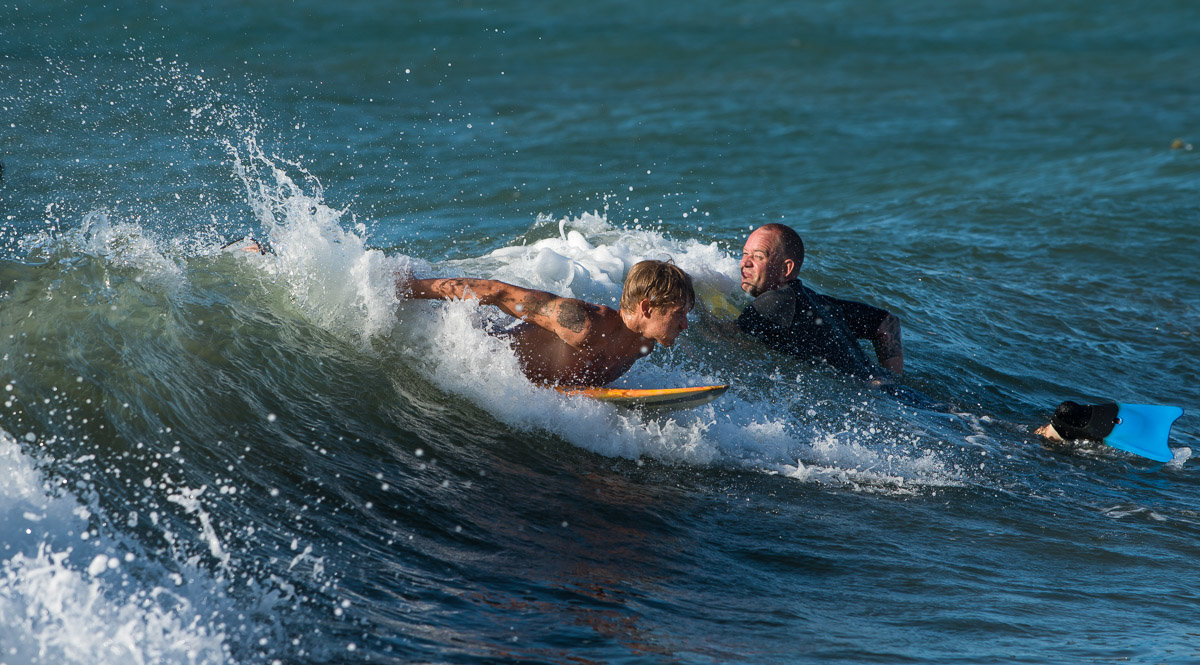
1036 400 1184 463
396 260 694 387
732 223 904 380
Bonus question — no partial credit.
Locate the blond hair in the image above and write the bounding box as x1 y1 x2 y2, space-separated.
619 260 695 312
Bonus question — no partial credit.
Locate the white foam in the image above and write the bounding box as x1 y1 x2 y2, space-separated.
462 212 743 308
0 431 233 665
1168 446 1192 468
16 210 190 299
229 136 414 344
165 485 229 568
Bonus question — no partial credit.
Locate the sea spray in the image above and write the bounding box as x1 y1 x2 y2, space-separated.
0 431 234 665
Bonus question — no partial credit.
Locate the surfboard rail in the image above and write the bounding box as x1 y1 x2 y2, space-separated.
555 384 729 409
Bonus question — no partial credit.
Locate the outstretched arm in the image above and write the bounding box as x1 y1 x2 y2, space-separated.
397 275 603 348
871 313 904 376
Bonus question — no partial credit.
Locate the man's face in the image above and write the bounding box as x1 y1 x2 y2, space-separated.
740 228 790 297
642 302 691 347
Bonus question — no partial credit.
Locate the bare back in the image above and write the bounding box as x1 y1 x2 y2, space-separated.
401 276 653 387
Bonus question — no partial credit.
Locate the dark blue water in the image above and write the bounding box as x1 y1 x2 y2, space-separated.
2 1 1199 663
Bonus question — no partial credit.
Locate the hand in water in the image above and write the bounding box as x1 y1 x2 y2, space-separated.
394 268 417 296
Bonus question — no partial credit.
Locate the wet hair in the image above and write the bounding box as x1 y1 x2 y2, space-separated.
619 260 695 312
1050 401 1119 441
758 223 805 270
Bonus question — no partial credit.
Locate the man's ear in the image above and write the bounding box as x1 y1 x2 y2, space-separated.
638 298 654 317
781 258 797 280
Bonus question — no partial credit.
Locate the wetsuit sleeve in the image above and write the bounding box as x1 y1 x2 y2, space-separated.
738 283 880 380
828 297 890 340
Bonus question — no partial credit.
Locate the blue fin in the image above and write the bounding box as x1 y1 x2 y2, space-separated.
1104 404 1184 463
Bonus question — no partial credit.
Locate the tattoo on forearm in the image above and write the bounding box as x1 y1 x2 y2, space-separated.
441 278 470 295
555 302 587 333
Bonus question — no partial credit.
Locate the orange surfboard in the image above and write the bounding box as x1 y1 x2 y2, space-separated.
556 384 728 410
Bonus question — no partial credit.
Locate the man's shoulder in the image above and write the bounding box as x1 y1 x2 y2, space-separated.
789 282 891 336
552 295 614 315
587 301 620 318
789 280 881 314
586 302 630 333
740 282 799 329
785 278 834 303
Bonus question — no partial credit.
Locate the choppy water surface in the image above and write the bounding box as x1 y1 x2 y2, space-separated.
2 1 1198 663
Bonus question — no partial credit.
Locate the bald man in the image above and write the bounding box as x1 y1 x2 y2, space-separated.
736 223 903 380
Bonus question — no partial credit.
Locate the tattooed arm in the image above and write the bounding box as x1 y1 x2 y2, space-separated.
397 275 606 348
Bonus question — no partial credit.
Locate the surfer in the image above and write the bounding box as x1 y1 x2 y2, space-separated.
732 223 903 381
396 259 694 387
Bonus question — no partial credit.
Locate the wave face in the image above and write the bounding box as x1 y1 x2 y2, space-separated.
3 2 1199 663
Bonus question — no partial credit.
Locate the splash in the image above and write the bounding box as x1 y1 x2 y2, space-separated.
0 431 233 665
227 137 410 343
459 210 743 308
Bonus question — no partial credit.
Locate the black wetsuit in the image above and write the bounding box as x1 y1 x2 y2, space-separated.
1050 401 1118 441
736 279 890 379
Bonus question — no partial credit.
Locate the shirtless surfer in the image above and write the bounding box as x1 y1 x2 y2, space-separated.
396 260 694 387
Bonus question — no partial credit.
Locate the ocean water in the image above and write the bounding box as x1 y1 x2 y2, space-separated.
2 1 1199 663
